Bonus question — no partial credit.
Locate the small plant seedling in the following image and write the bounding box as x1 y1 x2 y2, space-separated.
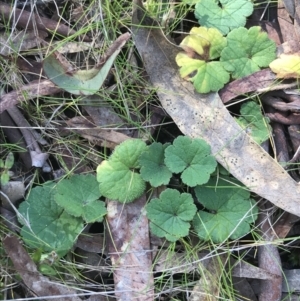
146 189 197 242
164 136 217 187
193 176 258 243
220 26 276 79
176 27 229 94
195 0 254 35
176 26 276 93
96 139 148 203
139 142 172 187
0 152 14 185
18 174 106 256
54 174 106 223
235 101 271 145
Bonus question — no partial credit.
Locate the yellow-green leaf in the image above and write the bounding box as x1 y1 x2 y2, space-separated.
269 53 300 79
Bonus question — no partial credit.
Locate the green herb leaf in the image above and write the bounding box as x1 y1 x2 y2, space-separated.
4 152 14 169
54 174 106 223
164 136 217 187
220 26 276 78
176 27 230 93
139 142 172 187
97 139 147 203
195 0 253 35
18 184 83 256
193 177 258 243
146 189 197 242
235 101 271 144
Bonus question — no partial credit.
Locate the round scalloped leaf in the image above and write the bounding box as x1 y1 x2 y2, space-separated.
54 174 106 223
146 189 197 242
110 139 147 168
97 139 147 203
176 53 230 94
195 0 253 35
164 136 217 187
235 101 271 144
97 160 145 203
139 142 172 187
18 184 83 256
220 26 276 79
269 53 300 79
193 177 258 243
180 27 227 60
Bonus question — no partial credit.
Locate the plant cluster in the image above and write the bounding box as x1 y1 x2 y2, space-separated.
176 0 277 93
18 174 106 256
18 137 258 256
97 136 258 242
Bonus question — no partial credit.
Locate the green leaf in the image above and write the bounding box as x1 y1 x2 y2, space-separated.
18 184 84 256
139 142 172 187
235 101 271 144
4 152 14 169
1 172 9 185
97 139 147 203
164 136 217 187
220 26 276 78
109 139 147 168
179 27 227 60
176 54 230 93
43 33 130 95
193 177 258 243
54 174 106 223
195 0 253 35
146 189 197 242
176 27 230 93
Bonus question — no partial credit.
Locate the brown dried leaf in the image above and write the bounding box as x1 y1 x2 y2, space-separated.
0 79 61 113
66 116 131 148
0 2 89 41
3 235 82 301
218 69 277 103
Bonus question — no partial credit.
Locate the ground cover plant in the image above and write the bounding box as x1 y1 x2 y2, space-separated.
1 0 300 300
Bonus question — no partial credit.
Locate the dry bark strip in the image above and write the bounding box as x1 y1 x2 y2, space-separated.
0 79 61 114
3 235 82 301
0 2 89 41
106 195 154 301
257 205 282 301
132 0 300 217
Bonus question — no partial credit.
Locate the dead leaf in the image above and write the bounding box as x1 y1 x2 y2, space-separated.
3 235 82 301
0 2 89 41
66 116 132 148
0 79 61 114
0 30 47 55
189 255 227 301
218 69 277 104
